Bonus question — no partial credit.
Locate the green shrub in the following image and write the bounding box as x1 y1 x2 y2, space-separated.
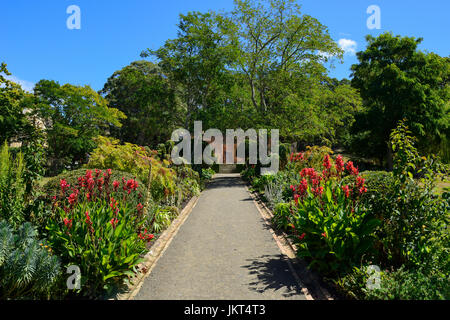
146 205 179 234
287 145 334 172
45 169 149 296
240 165 256 181
201 168 215 181
369 266 448 300
272 203 291 231
173 165 201 205
0 142 26 228
86 136 178 204
0 221 61 299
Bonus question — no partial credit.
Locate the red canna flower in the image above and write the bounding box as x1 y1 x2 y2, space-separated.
60 179 70 193
346 161 359 176
113 180 120 191
335 155 344 174
298 233 306 241
342 185 350 198
63 218 73 230
321 232 327 238
85 170 92 180
323 154 332 170
313 186 324 197
110 218 119 228
298 178 308 195
67 192 77 205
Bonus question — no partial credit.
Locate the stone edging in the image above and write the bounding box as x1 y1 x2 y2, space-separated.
114 194 200 300
245 183 334 300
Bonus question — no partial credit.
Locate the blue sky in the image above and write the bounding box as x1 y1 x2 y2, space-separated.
1 0 449 92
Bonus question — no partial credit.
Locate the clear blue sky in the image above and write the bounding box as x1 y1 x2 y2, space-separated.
1 0 449 92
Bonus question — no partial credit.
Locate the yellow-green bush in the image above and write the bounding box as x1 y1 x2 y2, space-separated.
87 136 177 203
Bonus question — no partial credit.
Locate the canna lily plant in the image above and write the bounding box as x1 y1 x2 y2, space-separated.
46 169 153 295
288 155 381 275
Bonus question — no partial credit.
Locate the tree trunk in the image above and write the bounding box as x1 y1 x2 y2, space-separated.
386 143 393 171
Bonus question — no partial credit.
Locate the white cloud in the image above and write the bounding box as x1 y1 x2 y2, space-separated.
3 75 35 92
318 51 334 59
338 38 357 55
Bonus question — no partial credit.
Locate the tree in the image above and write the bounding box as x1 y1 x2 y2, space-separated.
143 0 344 145
231 0 342 115
33 80 126 174
350 32 450 167
0 63 35 143
101 60 182 146
142 11 237 130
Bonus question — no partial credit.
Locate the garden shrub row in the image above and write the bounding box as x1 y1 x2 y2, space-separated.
242 122 449 299
0 136 211 299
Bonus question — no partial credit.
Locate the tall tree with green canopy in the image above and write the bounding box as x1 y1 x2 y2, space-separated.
33 80 126 174
142 11 238 130
101 60 183 146
350 32 450 167
143 0 344 144
230 0 342 117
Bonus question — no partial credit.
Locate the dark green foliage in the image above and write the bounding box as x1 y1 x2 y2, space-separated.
350 32 449 164
337 265 449 300
200 168 215 182
101 61 182 147
0 221 61 299
33 80 126 175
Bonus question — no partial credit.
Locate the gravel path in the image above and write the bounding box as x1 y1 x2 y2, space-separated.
133 174 306 300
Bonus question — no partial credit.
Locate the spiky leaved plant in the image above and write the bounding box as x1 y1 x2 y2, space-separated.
0 221 61 299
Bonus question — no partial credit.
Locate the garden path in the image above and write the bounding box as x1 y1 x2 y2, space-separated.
133 173 307 300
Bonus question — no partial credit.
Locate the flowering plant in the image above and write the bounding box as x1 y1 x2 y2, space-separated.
46 169 152 295
288 155 380 275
